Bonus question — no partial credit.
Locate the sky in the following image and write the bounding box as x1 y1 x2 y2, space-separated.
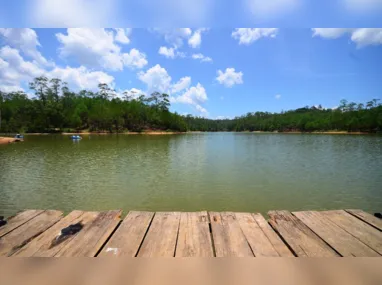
0 2 382 119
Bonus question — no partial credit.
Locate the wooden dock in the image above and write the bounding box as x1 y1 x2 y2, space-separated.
0 209 381 257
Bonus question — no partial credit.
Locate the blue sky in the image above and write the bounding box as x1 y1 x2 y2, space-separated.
1 28 382 118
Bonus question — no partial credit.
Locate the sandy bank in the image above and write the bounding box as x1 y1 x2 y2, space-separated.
0 137 18 145
61 131 185 135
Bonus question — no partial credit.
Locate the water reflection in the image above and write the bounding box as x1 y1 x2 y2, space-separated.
0 133 381 217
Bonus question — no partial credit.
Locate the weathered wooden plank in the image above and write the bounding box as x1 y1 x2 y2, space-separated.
345 209 382 231
0 210 63 256
14 211 100 257
293 211 380 257
321 210 382 255
234 212 280 257
0 210 44 238
251 213 294 257
55 210 122 257
176 211 213 257
100 211 154 257
268 210 338 257
137 212 180 257
209 212 254 257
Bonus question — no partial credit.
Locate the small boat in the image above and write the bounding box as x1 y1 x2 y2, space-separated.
70 135 82 140
14 134 24 141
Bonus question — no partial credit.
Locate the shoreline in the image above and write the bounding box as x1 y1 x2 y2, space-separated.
1 131 377 137
0 137 19 145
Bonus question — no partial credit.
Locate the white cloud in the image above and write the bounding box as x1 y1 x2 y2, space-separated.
216 68 243 87
312 28 352 39
152 28 192 48
312 28 382 47
192 53 212 63
159 46 175 58
138 64 208 115
0 46 44 92
114 28 131 44
48 66 114 91
172 76 191 93
158 46 186 59
122 48 148 69
138 64 172 93
0 45 114 93
172 83 207 105
29 0 119 27
275 94 281 99
0 28 51 66
171 83 208 115
195 104 208 115
56 28 121 69
246 0 300 18
56 28 147 71
188 28 207 48
350 28 382 47
232 28 278 45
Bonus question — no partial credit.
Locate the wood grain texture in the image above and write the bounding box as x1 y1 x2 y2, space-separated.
0 210 44 238
234 212 280 257
346 209 382 231
251 213 294 257
55 210 121 257
321 210 382 255
293 211 380 257
14 211 100 257
176 211 213 257
0 210 63 256
137 212 180 257
268 210 338 257
209 212 254 257
100 211 154 257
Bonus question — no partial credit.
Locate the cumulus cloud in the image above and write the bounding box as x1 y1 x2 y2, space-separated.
246 0 300 18
56 28 147 71
152 28 192 48
188 28 208 48
158 46 186 59
312 28 382 47
0 28 51 66
28 0 119 27
122 48 148 69
171 83 208 115
114 28 131 44
48 66 114 91
191 53 212 62
158 46 176 58
0 45 114 93
0 46 44 92
138 64 172 93
216 68 243 87
232 28 278 45
153 28 208 48
172 76 191 93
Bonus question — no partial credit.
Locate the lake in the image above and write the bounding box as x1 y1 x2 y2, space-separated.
1 133 381 217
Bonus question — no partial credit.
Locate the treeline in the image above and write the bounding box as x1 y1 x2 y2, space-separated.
0 77 188 133
0 77 381 133
185 100 382 132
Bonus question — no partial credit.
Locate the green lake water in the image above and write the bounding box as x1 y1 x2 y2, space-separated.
1 133 381 217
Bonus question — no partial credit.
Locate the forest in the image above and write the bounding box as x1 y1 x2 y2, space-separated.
1 77 381 133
